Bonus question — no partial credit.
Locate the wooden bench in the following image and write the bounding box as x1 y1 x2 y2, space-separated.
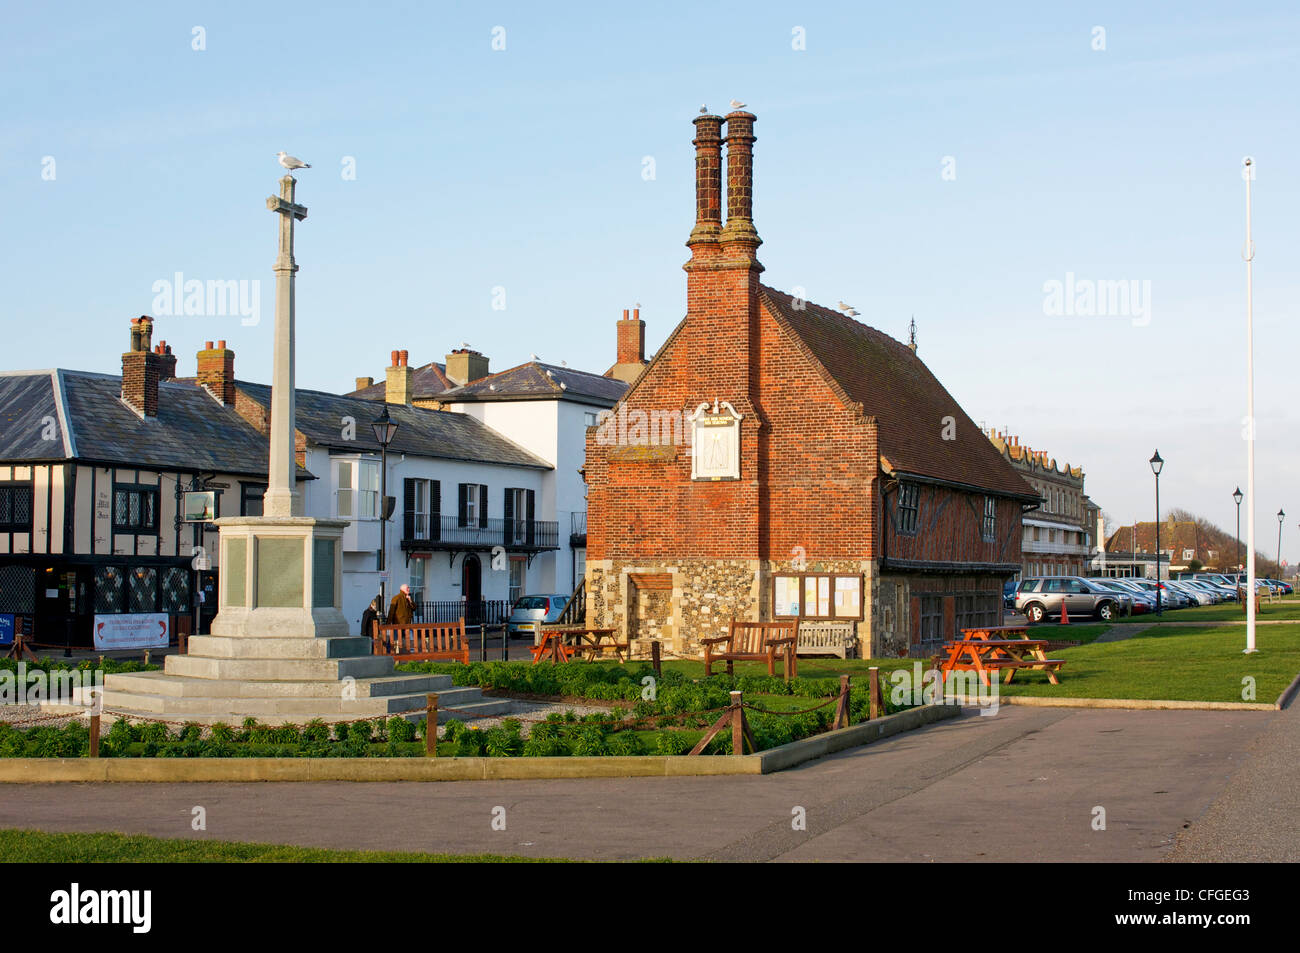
373 619 470 664
703 620 798 678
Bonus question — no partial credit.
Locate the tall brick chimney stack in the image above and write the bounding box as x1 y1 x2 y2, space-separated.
720 111 761 256
682 110 763 407
386 349 413 405
196 340 236 405
616 308 645 366
121 316 164 417
687 113 724 257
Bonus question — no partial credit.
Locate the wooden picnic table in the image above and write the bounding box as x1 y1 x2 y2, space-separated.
940 626 1065 686
530 627 625 664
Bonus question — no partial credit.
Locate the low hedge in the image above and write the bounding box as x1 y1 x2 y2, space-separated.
0 657 159 675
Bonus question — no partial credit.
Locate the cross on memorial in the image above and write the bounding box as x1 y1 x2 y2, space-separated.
263 174 309 518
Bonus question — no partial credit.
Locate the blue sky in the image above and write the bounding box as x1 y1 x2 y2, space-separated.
3 1 1297 563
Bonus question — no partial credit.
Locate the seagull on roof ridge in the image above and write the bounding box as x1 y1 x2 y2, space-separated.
275 152 311 171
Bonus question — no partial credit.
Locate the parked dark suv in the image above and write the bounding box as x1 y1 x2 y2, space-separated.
1015 576 1127 623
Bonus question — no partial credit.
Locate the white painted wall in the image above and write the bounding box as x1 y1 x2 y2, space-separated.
441 397 603 597
300 444 555 633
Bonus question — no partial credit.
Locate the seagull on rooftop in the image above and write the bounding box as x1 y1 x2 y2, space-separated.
837 300 854 313
275 152 311 171
729 99 745 109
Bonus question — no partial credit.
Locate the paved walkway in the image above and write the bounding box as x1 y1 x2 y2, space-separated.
0 705 1282 861
1166 693 1300 862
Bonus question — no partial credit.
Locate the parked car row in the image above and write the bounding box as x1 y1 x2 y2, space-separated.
1008 571 1289 623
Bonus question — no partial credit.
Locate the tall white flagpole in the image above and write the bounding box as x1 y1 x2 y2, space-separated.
1243 157 1258 654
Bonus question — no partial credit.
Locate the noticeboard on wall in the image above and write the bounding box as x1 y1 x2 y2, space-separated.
771 573 863 621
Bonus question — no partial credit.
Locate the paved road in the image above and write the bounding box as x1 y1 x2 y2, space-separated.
1167 695 1300 862
0 705 1282 861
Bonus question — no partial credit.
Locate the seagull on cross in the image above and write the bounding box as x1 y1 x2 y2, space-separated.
275 152 311 171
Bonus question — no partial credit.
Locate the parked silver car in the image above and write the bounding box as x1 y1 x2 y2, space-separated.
1015 576 1127 623
506 593 570 641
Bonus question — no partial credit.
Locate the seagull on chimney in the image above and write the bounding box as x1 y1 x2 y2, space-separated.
699 104 709 114
729 99 746 109
457 341 473 350
275 152 311 171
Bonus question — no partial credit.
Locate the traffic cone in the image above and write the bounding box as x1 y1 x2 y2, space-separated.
1060 600 1069 625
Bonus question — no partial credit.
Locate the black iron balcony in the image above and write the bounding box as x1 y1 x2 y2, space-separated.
401 514 559 553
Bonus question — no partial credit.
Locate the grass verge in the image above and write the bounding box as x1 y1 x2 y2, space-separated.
992 624 1300 702
0 828 576 863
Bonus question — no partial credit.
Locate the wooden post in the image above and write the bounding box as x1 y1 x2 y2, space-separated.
834 675 850 729
89 714 100 758
651 639 661 678
730 690 743 756
142 649 150 667
425 693 438 757
868 666 880 720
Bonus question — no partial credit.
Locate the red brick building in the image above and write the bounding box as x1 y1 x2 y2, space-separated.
583 110 1036 657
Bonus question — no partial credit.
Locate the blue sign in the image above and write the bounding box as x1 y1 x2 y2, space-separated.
0 614 14 646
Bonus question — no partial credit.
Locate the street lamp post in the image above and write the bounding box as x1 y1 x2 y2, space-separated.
1278 509 1286 583
371 407 400 616
1150 451 1164 615
1233 487 1243 576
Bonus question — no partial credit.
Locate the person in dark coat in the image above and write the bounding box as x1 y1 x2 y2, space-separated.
386 584 415 626
360 594 383 642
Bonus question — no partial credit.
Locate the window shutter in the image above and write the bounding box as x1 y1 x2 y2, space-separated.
526 489 535 545
458 483 468 528
403 479 416 539
431 481 441 541
503 488 515 547
478 485 488 528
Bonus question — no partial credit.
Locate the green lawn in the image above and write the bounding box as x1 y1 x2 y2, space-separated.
0 829 576 863
1142 596 1300 624
991 623 1300 702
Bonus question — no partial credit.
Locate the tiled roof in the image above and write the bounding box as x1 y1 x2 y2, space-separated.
759 287 1038 499
235 381 552 470
1106 521 1226 558
346 362 452 401
0 370 280 477
438 361 627 405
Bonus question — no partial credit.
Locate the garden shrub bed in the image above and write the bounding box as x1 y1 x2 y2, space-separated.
0 660 912 758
